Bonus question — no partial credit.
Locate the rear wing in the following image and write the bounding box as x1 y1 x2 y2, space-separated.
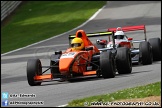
69 31 116 49
107 25 147 41
69 31 113 39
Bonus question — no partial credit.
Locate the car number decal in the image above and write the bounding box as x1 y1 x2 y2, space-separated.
60 52 76 58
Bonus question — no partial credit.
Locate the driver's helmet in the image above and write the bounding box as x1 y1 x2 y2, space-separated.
114 27 125 39
71 37 84 51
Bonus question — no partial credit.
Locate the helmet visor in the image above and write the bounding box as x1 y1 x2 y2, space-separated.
114 35 124 39
71 43 81 47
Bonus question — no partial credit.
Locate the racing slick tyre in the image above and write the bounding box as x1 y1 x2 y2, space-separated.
116 47 132 74
100 51 116 78
27 59 42 86
139 41 153 65
148 38 161 61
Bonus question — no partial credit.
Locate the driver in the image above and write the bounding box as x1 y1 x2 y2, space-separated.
114 30 125 39
71 37 85 51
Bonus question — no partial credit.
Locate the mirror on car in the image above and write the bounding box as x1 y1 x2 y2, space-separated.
55 51 62 55
96 39 107 45
128 37 133 41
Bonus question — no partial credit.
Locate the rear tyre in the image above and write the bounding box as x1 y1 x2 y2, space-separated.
27 59 42 86
100 51 116 78
116 47 132 74
148 38 161 61
139 41 153 65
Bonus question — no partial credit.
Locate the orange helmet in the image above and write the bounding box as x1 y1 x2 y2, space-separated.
71 38 84 51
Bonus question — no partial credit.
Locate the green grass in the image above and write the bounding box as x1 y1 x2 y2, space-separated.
1 1 106 54
67 81 161 107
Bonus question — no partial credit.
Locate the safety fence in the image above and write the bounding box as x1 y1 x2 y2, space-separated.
1 1 22 21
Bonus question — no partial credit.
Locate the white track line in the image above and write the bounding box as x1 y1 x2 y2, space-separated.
1 51 53 60
1 5 106 57
57 104 68 107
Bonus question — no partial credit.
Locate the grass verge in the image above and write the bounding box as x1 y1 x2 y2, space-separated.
1 1 106 54
67 81 161 107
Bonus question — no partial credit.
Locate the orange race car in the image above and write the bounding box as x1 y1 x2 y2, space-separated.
27 30 132 86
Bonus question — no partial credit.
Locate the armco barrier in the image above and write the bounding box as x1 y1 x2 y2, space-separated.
1 1 22 21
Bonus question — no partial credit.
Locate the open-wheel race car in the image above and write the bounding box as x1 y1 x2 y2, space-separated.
95 25 161 65
27 29 132 86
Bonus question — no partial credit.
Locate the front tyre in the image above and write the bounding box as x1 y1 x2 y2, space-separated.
27 59 42 86
116 47 132 74
100 51 116 78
